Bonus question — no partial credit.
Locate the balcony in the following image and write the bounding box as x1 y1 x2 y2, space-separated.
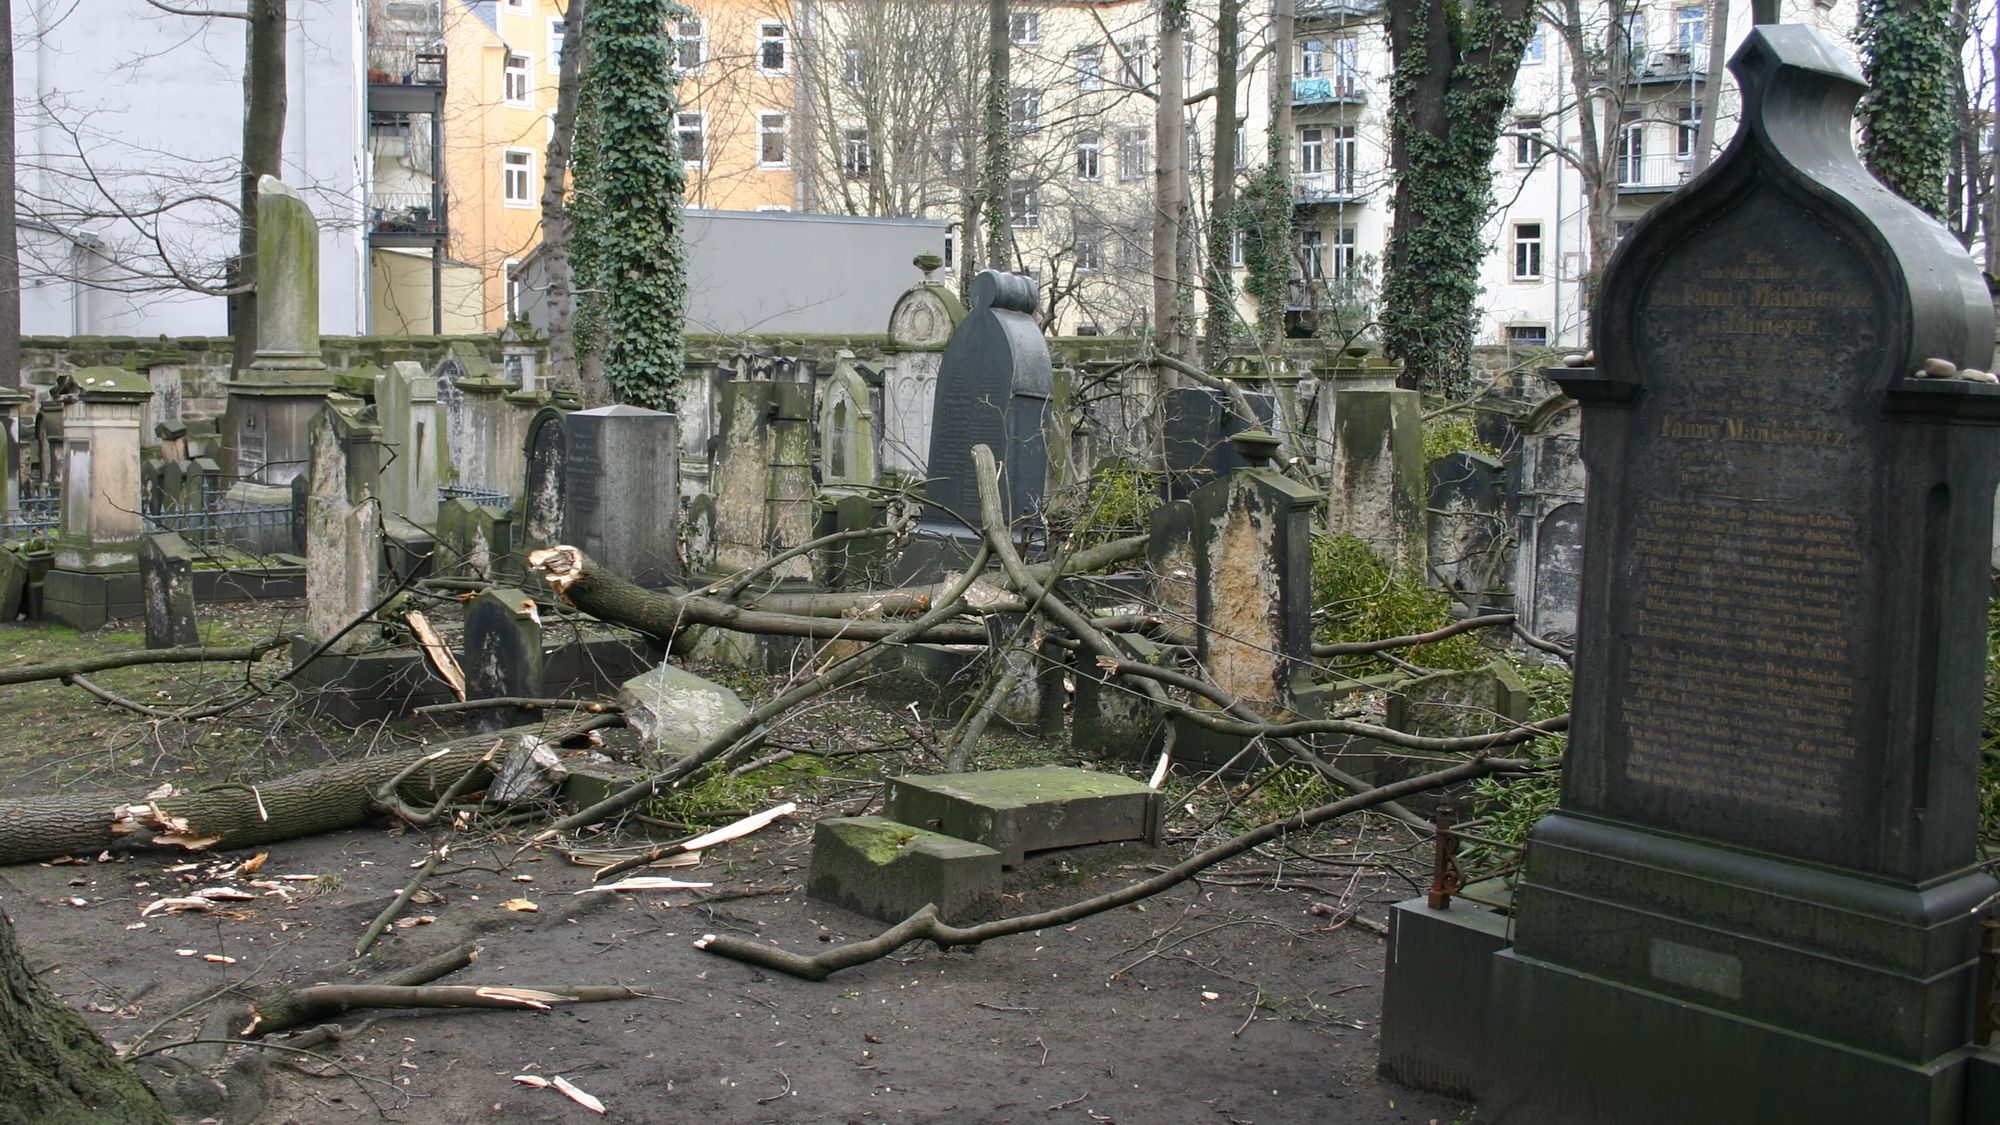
1624 49 1707 88
370 191 446 242
1298 1 1382 19
1614 152 1696 196
1293 76 1366 108
1294 171 1363 206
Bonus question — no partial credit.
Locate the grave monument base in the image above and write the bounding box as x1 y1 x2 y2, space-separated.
41 567 142 631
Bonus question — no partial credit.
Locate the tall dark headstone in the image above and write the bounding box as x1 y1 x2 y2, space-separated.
563 405 679 588
138 532 198 649
1382 27 2000 1124
921 270 1052 537
1161 385 1274 501
462 586 544 731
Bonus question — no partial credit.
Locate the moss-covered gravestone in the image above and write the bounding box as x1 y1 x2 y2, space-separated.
1382 27 2000 1123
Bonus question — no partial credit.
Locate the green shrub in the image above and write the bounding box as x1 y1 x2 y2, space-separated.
1466 661 1570 862
1309 534 1482 672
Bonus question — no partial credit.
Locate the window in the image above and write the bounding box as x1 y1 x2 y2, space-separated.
1073 218 1103 271
1330 36 1360 94
1009 11 1039 44
1514 116 1543 166
1617 112 1643 184
504 257 521 320
1076 134 1101 182
503 149 533 206
547 17 566 73
843 46 864 87
1076 46 1103 91
1299 37 1326 78
1677 106 1700 160
842 127 871 178
503 0 523 10
1010 88 1042 133
1118 129 1148 181
1506 324 1550 348
1230 228 1245 268
677 111 705 167
675 17 706 75
1119 38 1148 88
943 231 954 271
1330 226 1357 280
759 111 789 167
1299 126 1325 174
1676 4 1706 54
1513 222 1543 279
1522 25 1545 64
503 52 530 105
1008 181 1039 229
1330 125 1356 192
758 21 789 74
1618 13 1647 71
1235 119 1247 166
1300 229 1324 280
1615 219 1638 241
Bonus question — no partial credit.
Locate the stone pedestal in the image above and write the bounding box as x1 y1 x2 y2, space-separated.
564 405 679 588
225 177 333 487
45 368 151 630
712 382 808 580
1326 371 1425 574
376 360 441 525
302 396 383 654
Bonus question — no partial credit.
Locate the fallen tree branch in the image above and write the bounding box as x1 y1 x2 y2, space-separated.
694 753 1526 980
353 852 444 958
413 696 621 716
240 983 646 1038
62 675 266 721
1311 613 1517 658
0 640 285 687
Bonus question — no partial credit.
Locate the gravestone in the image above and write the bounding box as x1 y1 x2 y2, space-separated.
139 532 199 649
818 350 877 489
301 396 383 654
1425 449 1509 605
375 361 441 525
223 177 333 487
1510 395 1587 642
1162 385 1274 501
711 381 811 579
1325 358 1425 574
919 270 1050 537
462 587 544 730
44 368 152 630
1189 452 1318 713
563 405 679 587
1381 27 2000 1124
881 282 964 480
518 406 568 552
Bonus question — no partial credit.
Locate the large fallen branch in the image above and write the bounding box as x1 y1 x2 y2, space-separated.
694 753 1527 980
0 640 286 687
0 735 517 866
241 983 646 1038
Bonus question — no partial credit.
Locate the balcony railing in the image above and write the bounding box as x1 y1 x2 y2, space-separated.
370 191 446 237
1294 171 1363 205
1614 152 1696 194
1293 76 1366 107
1298 0 1382 18
1625 49 1707 86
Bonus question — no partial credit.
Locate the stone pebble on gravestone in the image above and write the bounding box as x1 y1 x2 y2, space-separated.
1382 26 2000 1125
139 532 199 649
921 270 1052 537
616 663 749 765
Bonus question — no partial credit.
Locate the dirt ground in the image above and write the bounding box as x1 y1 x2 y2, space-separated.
0 603 1480 1125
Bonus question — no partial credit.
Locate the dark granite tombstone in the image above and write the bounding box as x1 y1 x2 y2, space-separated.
920 270 1052 537
563 405 679 588
139 532 199 649
1161 385 1274 501
520 406 568 551
462 586 544 731
1381 27 2000 1124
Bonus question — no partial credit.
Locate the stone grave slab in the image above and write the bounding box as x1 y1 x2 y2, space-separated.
617 663 749 764
461 587 544 730
883 766 1161 866
139 532 199 649
806 816 1003 925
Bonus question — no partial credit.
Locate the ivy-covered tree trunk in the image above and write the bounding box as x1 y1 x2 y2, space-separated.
1856 0 1957 221
980 0 1011 274
572 0 687 410
540 0 589 397
231 0 286 373
1242 0 1294 352
1201 0 1241 365
0 907 169 1124
1381 0 1534 395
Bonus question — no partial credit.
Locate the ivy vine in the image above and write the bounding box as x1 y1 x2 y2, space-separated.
1380 1 1534 397
1856 0 1956 221
572 0 689 410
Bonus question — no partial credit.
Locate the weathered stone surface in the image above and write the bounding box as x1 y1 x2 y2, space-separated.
883 766 1161 866
1190 466 1318 712
375 361 441 524
806 815 1002 925
462 587 544 729
1326 377 1425 574
225 178 332 488
712 383 808 579
818 351 876 489
1426 450 1510 606
302 396 382 652
52 368 150 575
617 663 750 761
564 405 679 588
518 406 567 552
139 532 199 649
1385 660 1530 740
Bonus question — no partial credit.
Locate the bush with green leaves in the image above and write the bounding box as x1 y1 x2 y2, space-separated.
1310 534 1482 673
1465 661 1569 866
1420 411 1500 466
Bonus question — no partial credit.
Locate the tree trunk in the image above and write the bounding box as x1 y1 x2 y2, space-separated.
541 0 588 395
0 906 170 1123
0 738 505 866
1692 0 1727 173
1202 0 1241 366
981 0 1011 272
1153 6 1186 363
232 0 286 372
0 0 19 394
